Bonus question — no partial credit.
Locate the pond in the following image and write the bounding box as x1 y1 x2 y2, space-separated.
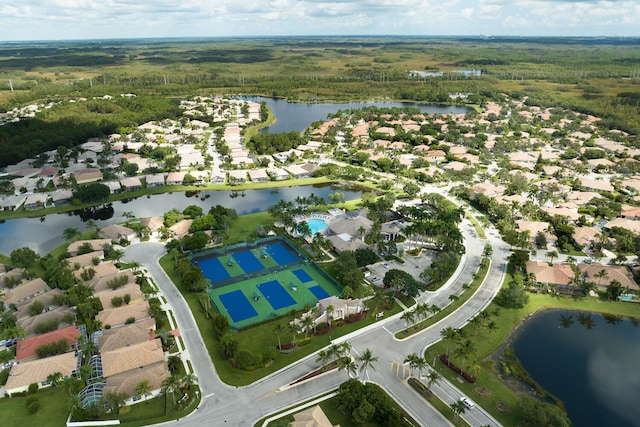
512 308 640 427
0 183 365 255
241 96 471 133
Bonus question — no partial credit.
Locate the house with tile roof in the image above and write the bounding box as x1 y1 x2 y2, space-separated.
67 239 112 255
526 261 576 293
96 283 144 309
101 338 164 378
100 224 136 242
4 352 78 394
103 361 171 404
2 278 50 306
97 318 156 353
96 300 151 329
290 405 337 427
16 325 81 362
578 263 639 292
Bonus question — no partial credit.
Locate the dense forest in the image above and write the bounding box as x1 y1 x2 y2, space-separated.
0 96 181 166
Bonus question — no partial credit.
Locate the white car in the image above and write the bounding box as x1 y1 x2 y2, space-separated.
459 396 475 409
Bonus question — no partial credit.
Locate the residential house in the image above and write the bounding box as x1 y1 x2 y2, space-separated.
525 260 577 293
210 170 226 183
120 177 143 192
68 239 112 255
248 169 269 182
98 318 156 353
51 190 73 206
103 361 170 405
169 219 193 239
100 338 164 378
2 278 50 306
290 405 338 427
228 170 247 185
96 283 144 310
144 174 165 188
0 195 26 211
4 352 78 394
604 218 640 235
66 251 105 270
284 164 310 179
74 168 103 184
100 224 136 242
166 172 186 186
95 300 151 329
16 325 81 362
578 263 639 292
23 193 48 210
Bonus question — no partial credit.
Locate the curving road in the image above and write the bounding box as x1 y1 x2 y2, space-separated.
123 209 509 427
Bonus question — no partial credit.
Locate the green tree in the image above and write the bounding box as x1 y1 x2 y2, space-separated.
450 400 466 420
103 391 129 415
10 247 40 269
358 348 378 382
135 380 153 401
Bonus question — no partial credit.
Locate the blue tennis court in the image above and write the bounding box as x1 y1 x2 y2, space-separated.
309 285 330 300
219 290 258 322
258 280 296 310
292 268 313 283
233 250 264 273
196 258 231 281
265 243 297 265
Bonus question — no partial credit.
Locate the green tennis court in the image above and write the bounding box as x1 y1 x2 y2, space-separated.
194 237 343 330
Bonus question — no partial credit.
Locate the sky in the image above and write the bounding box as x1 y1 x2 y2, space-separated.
0 0 638 41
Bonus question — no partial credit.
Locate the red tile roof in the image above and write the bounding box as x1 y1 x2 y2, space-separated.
16 325 80 361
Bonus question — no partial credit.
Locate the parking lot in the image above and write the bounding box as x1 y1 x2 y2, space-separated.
367 246 435 285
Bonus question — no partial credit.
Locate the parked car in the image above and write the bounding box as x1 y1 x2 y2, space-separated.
459 396 475 409
0 340 6 347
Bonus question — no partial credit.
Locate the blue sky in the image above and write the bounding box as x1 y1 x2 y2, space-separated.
0 0 638 41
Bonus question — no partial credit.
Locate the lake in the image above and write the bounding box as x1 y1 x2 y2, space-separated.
241 96 471 133
0 184 365 255
512 309 640 427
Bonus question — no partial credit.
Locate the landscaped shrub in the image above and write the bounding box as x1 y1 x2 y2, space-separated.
125 317 136 324
408 377 432 399
26 396 40 414
0 370 9 385
235 349 263 370
440 354 476 383
111 296 124 307
35 339 68 358
34 318 60 334
28 383 39 394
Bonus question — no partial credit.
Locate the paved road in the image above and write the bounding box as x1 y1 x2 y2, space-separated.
123 209 509 427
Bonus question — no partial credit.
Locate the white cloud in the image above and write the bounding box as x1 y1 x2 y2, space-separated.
0 0 638 39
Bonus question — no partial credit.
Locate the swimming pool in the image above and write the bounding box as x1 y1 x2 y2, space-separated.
306 218 328 235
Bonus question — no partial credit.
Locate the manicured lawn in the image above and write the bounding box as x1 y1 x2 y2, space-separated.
118 388 200 427
0 387 70 427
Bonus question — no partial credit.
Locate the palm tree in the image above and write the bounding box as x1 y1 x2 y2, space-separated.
340 341 352 357
103 391 129 415
358 348 378 382
328 343 343 362
425 369 441 392
594 269 609 288
338 357 358 380
288 322 301 345
274 324 283 349
316 349 331 367
414 356 428 379
179 373 198 392
401 310 416 329
47 372 63 388
162 375 181 407
404 353 420 376
440 327 456 361
454 339 476 375
325 305 335 328
357 226 366 241
122 211 135 226
547 250 558 263
301 316 314 338
135 380 153 401
450 400 466 419
469 361 482 379
63 227 81 242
